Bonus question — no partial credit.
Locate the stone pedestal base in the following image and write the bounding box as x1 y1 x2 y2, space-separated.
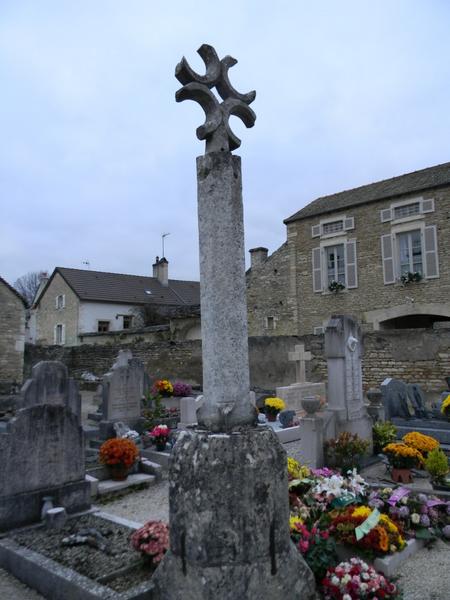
276 382 326 412
152 427 315 600
299 416 324 468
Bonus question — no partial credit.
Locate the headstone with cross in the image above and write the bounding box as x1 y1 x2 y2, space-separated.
288 343 312 384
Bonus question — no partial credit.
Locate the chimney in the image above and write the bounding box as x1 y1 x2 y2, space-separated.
249 247 268 268
152 256 169 286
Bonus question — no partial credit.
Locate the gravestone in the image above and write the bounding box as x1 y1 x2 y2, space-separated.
21 361 81 422
324 315 372 444
152 44 315 600
0 402 90 531
276 343 325 411
380 378 429 420
99 350 147 438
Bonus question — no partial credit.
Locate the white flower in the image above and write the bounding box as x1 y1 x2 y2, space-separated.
341 574 351 585
343 595 352 600
411 513 420 524
401 496 408 505
331 576 340 586
360 583 368 592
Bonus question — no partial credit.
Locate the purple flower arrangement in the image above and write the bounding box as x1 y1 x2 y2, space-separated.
172 381 192 397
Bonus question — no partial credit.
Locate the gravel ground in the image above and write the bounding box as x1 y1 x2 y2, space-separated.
2 441 450 599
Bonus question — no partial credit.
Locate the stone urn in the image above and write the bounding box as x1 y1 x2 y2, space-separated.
302 396 321 416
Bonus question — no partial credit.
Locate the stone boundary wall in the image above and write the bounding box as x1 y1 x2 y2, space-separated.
25 328 449 394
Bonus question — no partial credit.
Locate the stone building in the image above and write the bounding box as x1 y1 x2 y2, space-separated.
32 258 200 346
0 276 26 392
247 161 450 335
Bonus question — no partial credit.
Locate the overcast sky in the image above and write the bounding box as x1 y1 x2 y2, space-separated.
1 1 450 286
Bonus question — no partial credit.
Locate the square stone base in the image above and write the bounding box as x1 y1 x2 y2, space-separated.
276 382 326 412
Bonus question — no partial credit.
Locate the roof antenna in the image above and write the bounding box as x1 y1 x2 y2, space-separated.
82 260 90 269
162 233 170 258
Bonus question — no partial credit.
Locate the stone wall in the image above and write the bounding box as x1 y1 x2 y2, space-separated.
25 327 450 394
0 280 26 392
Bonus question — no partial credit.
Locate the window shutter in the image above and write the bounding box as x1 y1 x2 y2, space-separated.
311 224 321 238
421 198 435 214
53 325 57 344
345 239 358 288
380 208 392 223
61 324 66 344
344 217 354 231
312 247 323 292
381 234 395 284
424 225 439 278
55 296 59 308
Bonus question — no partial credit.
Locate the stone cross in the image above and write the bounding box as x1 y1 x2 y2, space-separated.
288 344 311 384
174 44 257 431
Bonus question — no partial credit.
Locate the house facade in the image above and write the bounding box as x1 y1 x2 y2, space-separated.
32 258 200 346
0 277 26 392
247 161 450 336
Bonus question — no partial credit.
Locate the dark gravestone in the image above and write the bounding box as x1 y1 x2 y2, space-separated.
0 404 90 531
279 409 296 428
407 383 430 419
21 361 81 422
381 378 415 420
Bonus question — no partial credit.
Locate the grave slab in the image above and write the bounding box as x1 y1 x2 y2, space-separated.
97 473 155 496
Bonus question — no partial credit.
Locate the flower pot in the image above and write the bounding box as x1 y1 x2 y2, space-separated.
108 463 129 481
155 442 167 452
266 413 277 422
391 468 413 483
302 396 321 415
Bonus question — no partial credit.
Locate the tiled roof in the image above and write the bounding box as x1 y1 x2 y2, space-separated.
0 276 27 306
284 161 450 223
37 267 200 307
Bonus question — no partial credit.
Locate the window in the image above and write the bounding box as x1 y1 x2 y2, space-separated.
381 225 439 284
397 230 422 276
326 244 345 286
322 220 344 235
311 215 354 238
312 239 357 292
394 202 420 220
265 316 276 330
98 320 110 333
56 294 65 309
123 315 132 329
54 323 65 345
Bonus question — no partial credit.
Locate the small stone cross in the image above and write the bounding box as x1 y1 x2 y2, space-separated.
288 344 311 384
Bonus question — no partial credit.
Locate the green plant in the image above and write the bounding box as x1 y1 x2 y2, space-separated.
324 431 370 472
424 447 449 483
373 421 397 454
328 280 345 294
400 271 422 285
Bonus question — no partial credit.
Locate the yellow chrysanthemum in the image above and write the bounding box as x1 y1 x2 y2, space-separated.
287 457 310 479
265 397 286 411
289 515 303 531
403 431 439 454
352 506 372 519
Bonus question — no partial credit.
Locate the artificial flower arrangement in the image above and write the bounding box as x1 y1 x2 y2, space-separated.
382 442 424 469
150 424 170 446
367 487 450 541
151 379 174 397
288 457 311 480
291 521 337 580
331 505 405 556
131 520 169 567
402 431 439 455
264 396 285 417
322 557 400 599
441 393 450 419
99 438 139 468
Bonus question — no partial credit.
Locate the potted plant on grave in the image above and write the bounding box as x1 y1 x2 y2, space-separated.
151 379 174 397
99 438 139 481
440 394 450 421
264 397 286 422
150 424 170 451
402 431 439 458
324 432 370 473
372 421 397 455
424 447 450 488
131 520 169 568
382 442 424 483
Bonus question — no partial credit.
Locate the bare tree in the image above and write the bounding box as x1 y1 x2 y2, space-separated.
13 271 47 306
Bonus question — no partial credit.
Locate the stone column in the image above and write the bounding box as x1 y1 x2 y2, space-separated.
196 151 256 430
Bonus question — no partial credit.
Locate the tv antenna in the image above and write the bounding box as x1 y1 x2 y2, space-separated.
162 233 170 258
82 260 90 269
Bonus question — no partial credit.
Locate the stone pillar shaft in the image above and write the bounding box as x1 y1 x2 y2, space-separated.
196 151 256 430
